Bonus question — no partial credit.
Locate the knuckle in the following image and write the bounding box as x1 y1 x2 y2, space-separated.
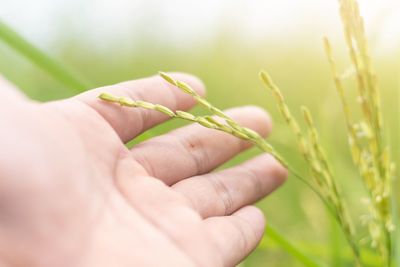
178 133 210 176
207 175 234 216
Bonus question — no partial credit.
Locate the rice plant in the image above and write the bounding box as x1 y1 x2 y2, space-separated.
1 0 395 265
99 0 398 266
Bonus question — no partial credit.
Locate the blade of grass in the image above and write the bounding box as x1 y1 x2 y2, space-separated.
329 212 343 266
392 194 400 267
0 20 92 93
396 57 400 267
265 225 323 267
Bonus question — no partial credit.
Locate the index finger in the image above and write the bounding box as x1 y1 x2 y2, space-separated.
73 72 205 143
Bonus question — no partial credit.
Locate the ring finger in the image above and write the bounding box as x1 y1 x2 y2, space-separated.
172 153 287 218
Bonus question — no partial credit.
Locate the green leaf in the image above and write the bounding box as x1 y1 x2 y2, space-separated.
0 20 92 93
264 225 323 267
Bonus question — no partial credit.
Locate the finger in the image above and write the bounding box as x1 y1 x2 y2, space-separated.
115 151 220 267
74 72 205 142
130 106 272 185
173 154 287 218
205 206 265 267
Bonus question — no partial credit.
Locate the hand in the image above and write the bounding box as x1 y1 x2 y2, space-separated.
0 73 287 267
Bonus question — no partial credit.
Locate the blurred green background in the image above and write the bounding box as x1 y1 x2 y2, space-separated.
0 0 399 266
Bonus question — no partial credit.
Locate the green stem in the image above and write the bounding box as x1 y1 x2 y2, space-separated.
252 138 341 224
266 225 323 267
395 65 400 267
392 190 400 267
0 20 92 92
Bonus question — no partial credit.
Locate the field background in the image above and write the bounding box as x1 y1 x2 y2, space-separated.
1 0 399 266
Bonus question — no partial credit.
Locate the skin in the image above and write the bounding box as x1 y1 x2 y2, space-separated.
0 73 287 267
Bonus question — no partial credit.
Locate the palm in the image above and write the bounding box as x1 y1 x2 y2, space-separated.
0 73 286 267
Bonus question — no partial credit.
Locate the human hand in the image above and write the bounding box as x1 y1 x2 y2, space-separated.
0 73 286 267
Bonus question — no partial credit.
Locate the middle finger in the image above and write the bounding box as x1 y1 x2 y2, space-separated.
130 106 272 185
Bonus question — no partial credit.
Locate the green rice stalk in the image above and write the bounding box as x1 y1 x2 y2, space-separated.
260 70 361 265
323 37 361 165
265 225 322 267
0 20 91 92
323 1 397 265
301 106 359 262
159 72 239 123
259 71 308 156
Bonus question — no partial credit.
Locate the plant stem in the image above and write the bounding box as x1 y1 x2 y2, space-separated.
392 192 400 267
266 225 323 267
0 20 92 92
